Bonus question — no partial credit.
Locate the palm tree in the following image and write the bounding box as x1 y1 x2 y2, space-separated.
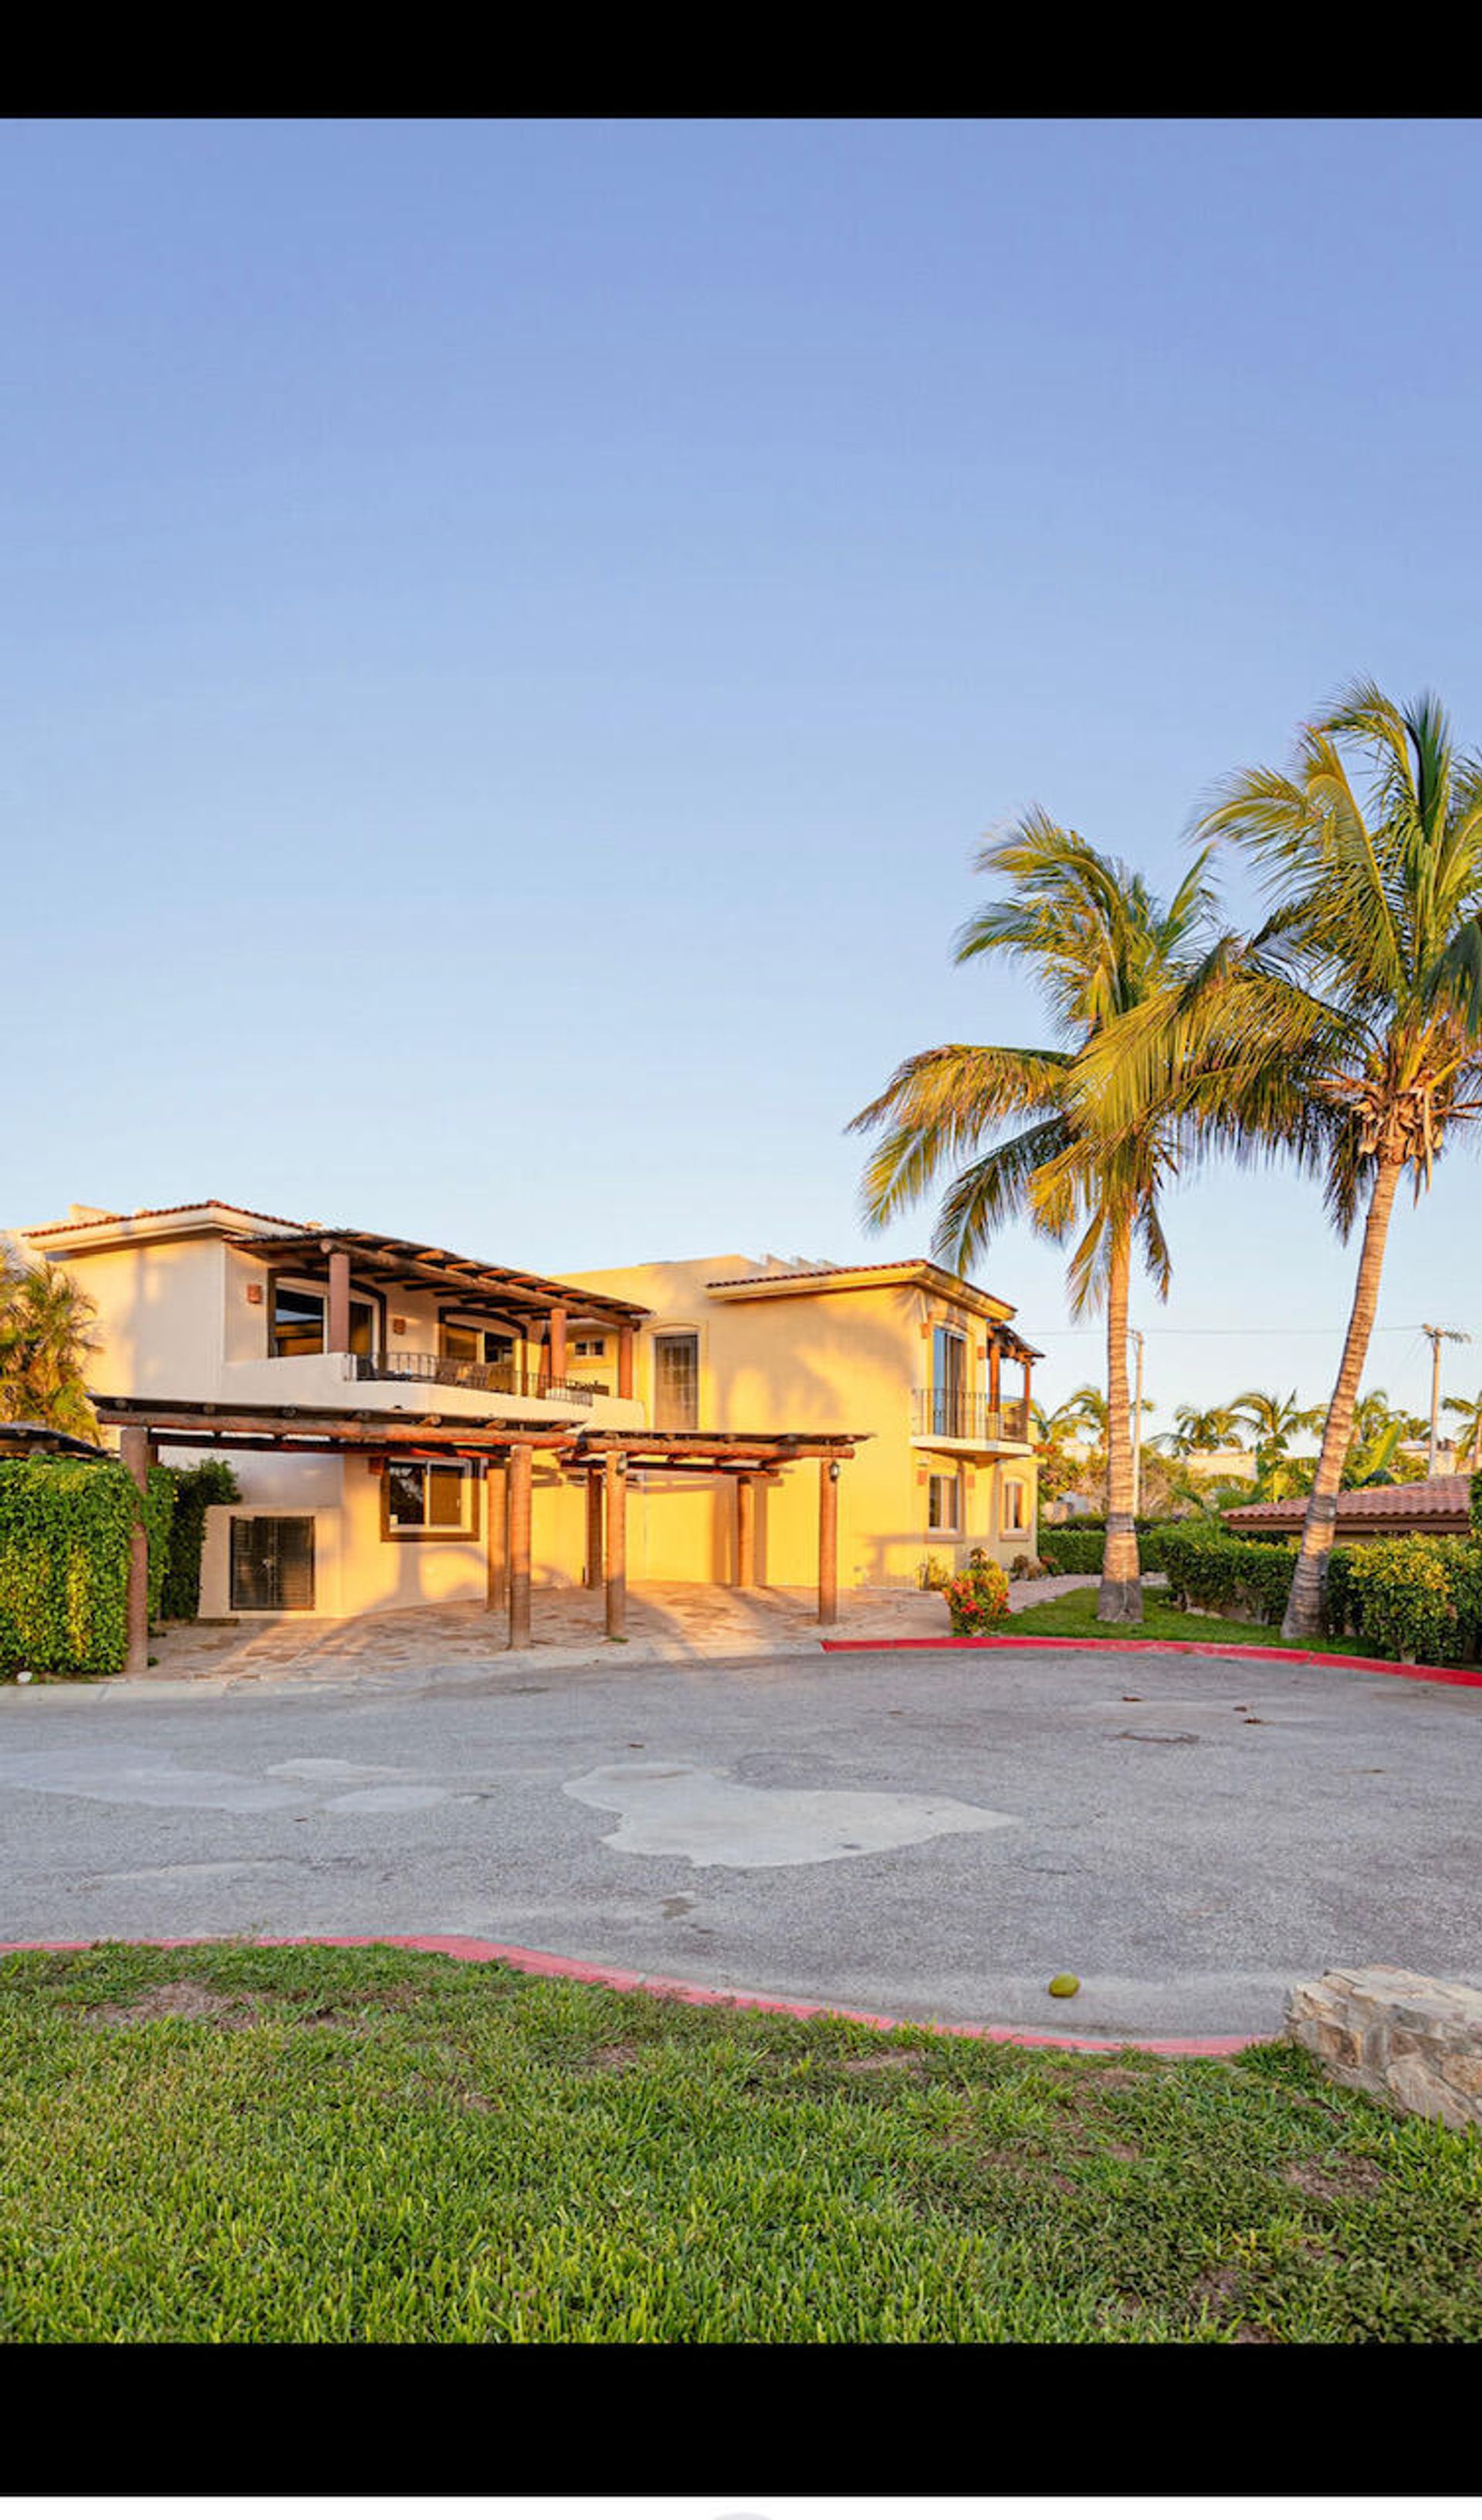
1081 682 1482 1636
849 814 1218 1621
1167 1402 1246 1456
0 1253 100 1441
1231 1388 1320 1452
1443 1388 1482 1473
1030 1394 1100 1444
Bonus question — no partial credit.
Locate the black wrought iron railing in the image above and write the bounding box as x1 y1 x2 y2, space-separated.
912 1388 1030 1444
351 1353 601 1407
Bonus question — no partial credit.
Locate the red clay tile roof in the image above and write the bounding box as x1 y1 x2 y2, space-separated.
1226 1475 1472 1529
25 1201 308 1236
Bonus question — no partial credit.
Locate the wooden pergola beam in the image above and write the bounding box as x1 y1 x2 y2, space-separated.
604 1449 627 1641
507 1444 533 1648
120 1424 151 1677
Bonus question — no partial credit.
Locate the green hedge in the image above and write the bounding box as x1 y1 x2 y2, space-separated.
159 1459 239 1619
0 1458 175 1676
1339 1536 1482 1668
1037 1521 1183 1577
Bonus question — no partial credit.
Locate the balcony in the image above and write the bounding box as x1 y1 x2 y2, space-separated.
351 1352 603 1409
912 1388 1030 1446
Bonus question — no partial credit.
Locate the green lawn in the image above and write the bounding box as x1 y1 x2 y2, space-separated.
1003 1585 1371 1656
2 1940 1479 2341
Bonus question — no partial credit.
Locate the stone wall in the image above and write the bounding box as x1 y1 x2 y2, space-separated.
1286 1966 1482 2132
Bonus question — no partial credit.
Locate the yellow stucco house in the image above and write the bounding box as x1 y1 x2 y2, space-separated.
557 1252 1040 1589
8 1204 1040 1643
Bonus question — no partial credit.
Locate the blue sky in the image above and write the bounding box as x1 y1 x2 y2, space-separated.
5 119 1481 1430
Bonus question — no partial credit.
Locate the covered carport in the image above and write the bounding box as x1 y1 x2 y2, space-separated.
94 1397 867 1672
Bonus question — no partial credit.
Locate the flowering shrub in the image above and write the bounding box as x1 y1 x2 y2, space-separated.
942 1560 1010 1634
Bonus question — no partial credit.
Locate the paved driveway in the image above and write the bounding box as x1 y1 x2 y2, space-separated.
4 1642 1479 2040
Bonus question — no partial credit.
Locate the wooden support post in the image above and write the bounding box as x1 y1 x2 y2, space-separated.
618 1324 634 1400
585 1468 604 1588
736 1472 756 1587
507 1444 532 1650
604 1450 628 1641
547 1307 567 1389
120 1424 151 1675
485 1458 508 1614
327 1247 352 1355
817 1455 839 1626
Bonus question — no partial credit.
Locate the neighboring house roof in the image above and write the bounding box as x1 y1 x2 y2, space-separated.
704 1257 1041 1358
1225 1476 1474 1536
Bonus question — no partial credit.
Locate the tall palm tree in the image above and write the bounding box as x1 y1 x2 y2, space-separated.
0 1253 100 1441
849 815 1218 1621
1443 1387 1482 1473
1081 682 1482 1636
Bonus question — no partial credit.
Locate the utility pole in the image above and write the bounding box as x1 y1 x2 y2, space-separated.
1131 1329 1145 1517
1423 1325 1470 1477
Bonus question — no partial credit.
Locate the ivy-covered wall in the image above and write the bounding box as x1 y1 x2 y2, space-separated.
0 1457 175 1677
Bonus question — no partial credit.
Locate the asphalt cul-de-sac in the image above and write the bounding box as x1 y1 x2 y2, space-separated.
3 1644 1479 2040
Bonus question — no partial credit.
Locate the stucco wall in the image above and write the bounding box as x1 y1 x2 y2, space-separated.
563 1255 1039 1583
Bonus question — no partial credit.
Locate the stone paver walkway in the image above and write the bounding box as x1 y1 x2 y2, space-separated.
6 1572 1146 1699
138 1580 956 1692
131 1575 1104 1692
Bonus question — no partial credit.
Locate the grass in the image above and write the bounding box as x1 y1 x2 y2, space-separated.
2 1940 1480 2342
1001 1585 1372 1656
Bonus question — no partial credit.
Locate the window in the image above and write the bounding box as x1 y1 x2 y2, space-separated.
927 1473 961 1533
441 1323 514 1368
932 1326 968 1436
383 1459 480 1539
271 1282 374 1357
1001 1477 1029 1534
574 1338 607 1357
230 1516 315 1610
654 1333 699 1430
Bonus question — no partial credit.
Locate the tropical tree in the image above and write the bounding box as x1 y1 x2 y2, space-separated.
1081 682 1482 1636
849 815 1218 1621
1443 1387 1482 1473
1230 1388 1320 1455
1166 1402 1247 1456
1030 1394 1099 1444
0 1252 100 1440
1339 1388 1428 1488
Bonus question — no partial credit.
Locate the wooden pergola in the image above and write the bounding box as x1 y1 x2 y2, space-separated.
95 1397 868 1674
228 1228 648 1393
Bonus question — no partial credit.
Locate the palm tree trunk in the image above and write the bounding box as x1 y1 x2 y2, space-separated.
1282 1157 1402 1641
1098 1217 1143 1622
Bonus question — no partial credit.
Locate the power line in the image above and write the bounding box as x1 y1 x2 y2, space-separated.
1030 1322 1461 1340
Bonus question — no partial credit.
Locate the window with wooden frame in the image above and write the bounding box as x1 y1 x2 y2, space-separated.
382 1458 481 1540
439 1319 516 1368
653 1331 699 1430
1000 1475 1030 1534
926 1472 961 1533
270 1279 377 1359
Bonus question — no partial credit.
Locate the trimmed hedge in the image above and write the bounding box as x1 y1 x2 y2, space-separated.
1037 1521 1183 1578
0 1458 173 1676
159 1458 239 1620
1340 1536 1482 1668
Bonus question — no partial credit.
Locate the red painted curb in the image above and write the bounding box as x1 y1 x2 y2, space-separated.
822 1632 1482 1687
0 1932 1260 2058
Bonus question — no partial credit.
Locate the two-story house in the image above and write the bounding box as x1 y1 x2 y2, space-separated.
8 1207 1039 1654
558 1252 1040 1588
